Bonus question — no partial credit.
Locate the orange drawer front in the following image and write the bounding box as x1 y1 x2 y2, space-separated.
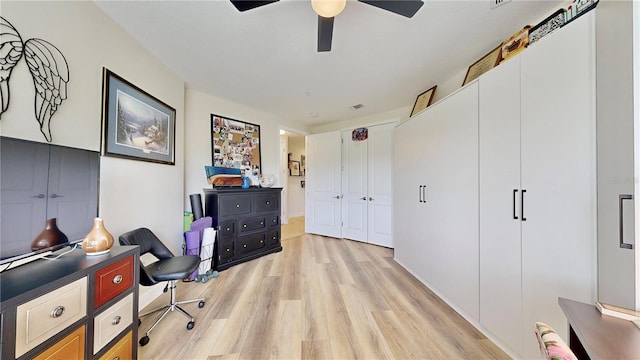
33 325 85 360
94 255 134 308
98 330 132 360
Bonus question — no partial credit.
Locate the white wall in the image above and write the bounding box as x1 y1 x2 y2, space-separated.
1 1 185 308
183 88 285 209
287 136 306 217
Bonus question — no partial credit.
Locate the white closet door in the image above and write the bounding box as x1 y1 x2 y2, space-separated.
520 13 596 359
478 56 523 354
366 123 394 248
394 116 429 268
342 130 368 242
305 131 342 238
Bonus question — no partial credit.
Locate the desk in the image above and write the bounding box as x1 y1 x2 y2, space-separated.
558 297 640 359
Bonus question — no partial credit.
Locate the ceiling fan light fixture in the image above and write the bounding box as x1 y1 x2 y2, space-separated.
311 0 346 18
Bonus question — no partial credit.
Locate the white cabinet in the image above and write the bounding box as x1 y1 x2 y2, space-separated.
478 55 523 355
596 0 638 311
520 11 596 358
342 123 394 248
478 12 596 358
394 83 479 319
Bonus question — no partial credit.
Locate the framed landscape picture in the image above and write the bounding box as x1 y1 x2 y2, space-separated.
101 68 176 165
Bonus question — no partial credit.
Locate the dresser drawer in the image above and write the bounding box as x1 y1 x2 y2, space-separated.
15 277 87 357
267 214 280 227
219 195 252 215
93 293 133 354
219 242 235 262
267 229 280 248
98 330 132 360
254 192 280 212
237 233 266 255
33 325 85 360
218 220 236 238
239 216 266 233
94 256 134 309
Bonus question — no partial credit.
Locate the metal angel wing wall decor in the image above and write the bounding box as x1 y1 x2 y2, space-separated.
0 16 69 142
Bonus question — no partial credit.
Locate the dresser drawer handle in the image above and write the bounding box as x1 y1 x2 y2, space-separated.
272 219 277 223
260 240 264 244
112 315 122 325
112 274 123 284
243 224 247 228
226 248 231 252
243 244 247 248
51 306 65 318
272 236 276 240
114 357 121 360
260 221 264 225
226 227 231 231
236 204 240 208
266 201 270 205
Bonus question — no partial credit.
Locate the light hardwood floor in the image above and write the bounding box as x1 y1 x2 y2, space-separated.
137 233 509 359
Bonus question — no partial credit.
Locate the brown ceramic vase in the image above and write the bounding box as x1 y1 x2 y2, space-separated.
82 218 114 255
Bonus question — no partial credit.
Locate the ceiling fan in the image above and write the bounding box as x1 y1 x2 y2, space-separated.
230 0 424 52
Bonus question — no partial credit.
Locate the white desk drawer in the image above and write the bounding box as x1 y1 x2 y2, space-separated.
15 277 87 357
93 293 133 354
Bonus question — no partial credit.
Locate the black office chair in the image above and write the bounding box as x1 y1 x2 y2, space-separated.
119 227 205 346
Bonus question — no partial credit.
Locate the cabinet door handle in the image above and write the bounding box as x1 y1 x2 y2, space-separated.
360 196 366 200
369 197 374 201
619 194 633 249
422 185 426 203
32 194 45 199
51 306 65 318
521 189 526 221
513 189 519 220
419 186 422 203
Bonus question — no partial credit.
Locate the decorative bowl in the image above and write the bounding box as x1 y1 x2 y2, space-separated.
259 174 275 188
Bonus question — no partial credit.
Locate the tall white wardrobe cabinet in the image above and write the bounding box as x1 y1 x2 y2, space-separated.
395 11 596 360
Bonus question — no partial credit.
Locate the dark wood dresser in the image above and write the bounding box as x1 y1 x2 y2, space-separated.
203 187 283 271
0 245 139 360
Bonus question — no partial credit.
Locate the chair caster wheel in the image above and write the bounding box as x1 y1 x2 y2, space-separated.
139 336 150 346
198 300 205 308
187 321 195 330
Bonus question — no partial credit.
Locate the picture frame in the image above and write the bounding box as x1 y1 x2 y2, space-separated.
500 26 531 64
529 8 566 45
101 68 176 165
290 160 301 176
462 44 502 86
410 85 437 117
210 114 261 186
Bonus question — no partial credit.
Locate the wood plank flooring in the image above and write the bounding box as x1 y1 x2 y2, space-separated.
137 234 509 359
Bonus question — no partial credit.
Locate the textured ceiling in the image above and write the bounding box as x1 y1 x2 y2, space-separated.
94 0 563 129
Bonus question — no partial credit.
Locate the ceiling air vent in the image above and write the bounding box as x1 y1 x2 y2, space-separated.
350 104 364 110
491 0 511 9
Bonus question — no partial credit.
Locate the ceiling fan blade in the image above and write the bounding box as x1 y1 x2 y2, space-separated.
358 0 424 18
230 0 279 12
317 16 334 52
